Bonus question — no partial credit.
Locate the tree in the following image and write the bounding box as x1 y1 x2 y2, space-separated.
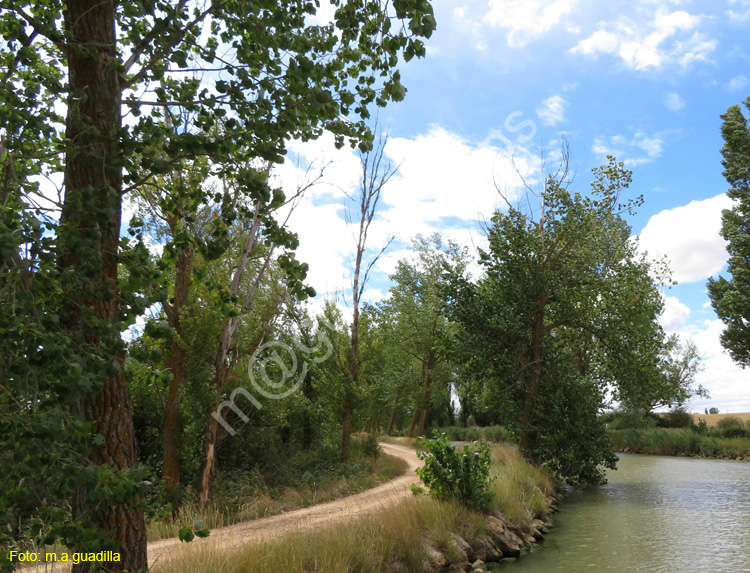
448 152 670 484
617 335 707 415
1 1 435 569
376 234 468 437
708 96 750 367
341 133 397 460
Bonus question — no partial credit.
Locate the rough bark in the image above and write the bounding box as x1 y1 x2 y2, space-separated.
61 0 147 569
198 414 221 508
162 234 193 499
387 386 402 436
519 303 546 456
407 409 419 438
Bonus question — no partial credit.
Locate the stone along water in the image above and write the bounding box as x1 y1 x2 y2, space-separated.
506 453 750 572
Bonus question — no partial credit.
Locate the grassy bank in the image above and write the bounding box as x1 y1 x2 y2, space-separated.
151 447 555 573
148 451 407 542
610 428 750 459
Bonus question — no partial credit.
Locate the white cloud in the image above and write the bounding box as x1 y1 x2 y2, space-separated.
728 0 750 23
726 75 750 91
664 92 686 111
483 0 577 46
536 95 568 126
571 29 619 55
592 130 665 166
665 316 750 413
570 9 715 70
638 194 732 284
660 293 691 331
276 126 536 299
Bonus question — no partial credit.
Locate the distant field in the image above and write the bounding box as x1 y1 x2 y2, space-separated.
692 413 750 427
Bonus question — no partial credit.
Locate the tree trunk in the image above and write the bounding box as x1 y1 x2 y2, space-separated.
407 409 419 438
198 414 220 508
519 303 546 457
162 337 186 499
417 383 432 437
198 327 234 507
162 240 193 499
62 0 147 569
341 401 353 461
387 386 402 436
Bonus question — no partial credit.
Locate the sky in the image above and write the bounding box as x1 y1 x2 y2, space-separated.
267 0 750 413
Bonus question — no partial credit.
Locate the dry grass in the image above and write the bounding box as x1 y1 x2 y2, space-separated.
692 413 750 427
150 445 554 573
490 446 555 527
150 497 474 573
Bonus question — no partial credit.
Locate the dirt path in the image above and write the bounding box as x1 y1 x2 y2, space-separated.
148 442 420 568
21 443 420 572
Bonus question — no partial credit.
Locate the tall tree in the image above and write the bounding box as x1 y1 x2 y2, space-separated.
448 153 670 484
708 96 750 366
342 133 397 461
0 0 435 568
376 234 467 437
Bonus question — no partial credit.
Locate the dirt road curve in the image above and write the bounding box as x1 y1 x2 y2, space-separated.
149 442 420 567
21 442 420 572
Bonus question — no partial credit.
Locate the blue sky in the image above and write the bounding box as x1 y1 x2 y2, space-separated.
273 0 750 412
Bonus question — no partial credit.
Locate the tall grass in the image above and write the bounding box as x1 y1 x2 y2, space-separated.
491 446 555 527
610 428 750 459
151 447 554 573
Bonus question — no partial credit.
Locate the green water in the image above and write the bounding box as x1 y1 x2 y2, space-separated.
506 453 750 572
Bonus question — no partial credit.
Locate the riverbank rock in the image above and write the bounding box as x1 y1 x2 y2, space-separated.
423 541 447 571
447 533 472 566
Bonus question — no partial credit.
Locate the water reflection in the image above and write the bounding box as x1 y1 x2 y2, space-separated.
506 454 750 572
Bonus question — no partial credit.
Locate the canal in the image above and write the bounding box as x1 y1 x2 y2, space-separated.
507 453 750 572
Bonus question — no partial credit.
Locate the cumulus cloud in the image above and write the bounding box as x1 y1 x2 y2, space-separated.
536 95 568 126
276 126 536 299
483 0 577 46
638 194 732 284
660 293 691 331
664 92 686 111
570 9 715 70
664 315 750 413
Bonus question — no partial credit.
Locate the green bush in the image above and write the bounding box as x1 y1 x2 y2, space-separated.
351 432 380 458
415 433 494 510
716 416 748 438
657 408 694 429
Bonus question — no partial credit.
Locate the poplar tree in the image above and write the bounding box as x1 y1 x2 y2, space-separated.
0 1 435 570
708 96 750 367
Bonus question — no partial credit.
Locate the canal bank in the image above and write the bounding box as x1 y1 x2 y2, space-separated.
610 427 750 460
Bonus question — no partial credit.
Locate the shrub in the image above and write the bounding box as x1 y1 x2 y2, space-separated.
351 432 380 458
415 433 494 510
716 416 748 438
657 408 694 429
